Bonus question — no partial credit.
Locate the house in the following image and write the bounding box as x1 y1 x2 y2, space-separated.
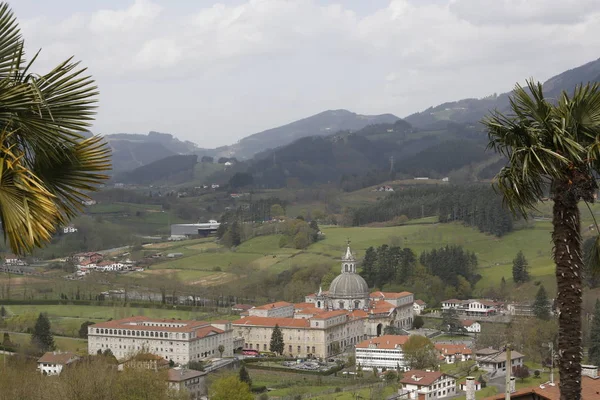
413 300 427 315
3 254 26 266
373 185 394 192
475 347 524 376
441 299 498 317
355 335 411 371
63 225 78 234
442 177 449 182
211 184 220 189
224 161 232 166
37 351 80 375
461 320 481 333
167 253 184 258
82 199 97 206
484 365 600 399
435 343 472 364
167 367 207 400
398 370 457 399
248 301 294 318
74 252 103 264
506 302 536 317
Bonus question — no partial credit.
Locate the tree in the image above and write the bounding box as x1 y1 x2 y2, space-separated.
270 324 284 355
31 313 54 352
413 315 425 329
360 246 377 287
533 285 551 320
2 332 11 346
270 203 285 217
188 361 205 371
512 250 530 283
78 321 94 339
209 376 254 400
0 4 110 255
588 300 600 366
484 80 600 400
218 344 225 358
513 365 530 382
403 335 438 370
201 155 214 163
441 308 462 334
0 306 6 318
239 364 252 387
229 172 254 189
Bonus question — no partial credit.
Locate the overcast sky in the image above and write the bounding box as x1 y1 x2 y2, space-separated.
12 0 600 147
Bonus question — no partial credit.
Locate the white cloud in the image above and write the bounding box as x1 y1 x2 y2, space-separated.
14 0 600 147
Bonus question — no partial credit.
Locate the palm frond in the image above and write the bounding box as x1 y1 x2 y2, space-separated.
33 135 111 219
0 3 23 79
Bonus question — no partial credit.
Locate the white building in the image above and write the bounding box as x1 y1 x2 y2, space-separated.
88 317 234 365
475 348 524 376
37 351 80 375
355 335 410 371
413 300 427 315
248 301 294 318
398 370 457 399
461 320 481 333
441 299 499 317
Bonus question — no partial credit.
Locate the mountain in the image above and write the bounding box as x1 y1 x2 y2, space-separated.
214 109 400 160
405 57 600 129
106 131 199 174
114 154 198 185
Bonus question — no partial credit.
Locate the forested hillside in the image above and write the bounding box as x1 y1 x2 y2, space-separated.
350 185 513 236
115 155 198 184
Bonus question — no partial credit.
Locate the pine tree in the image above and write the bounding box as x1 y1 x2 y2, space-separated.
533 285 551 320
239 364 252 387
512 250 530 283
31 313 54 352
360 247 377 287
269 324 284 355
588 300 600 366
0 305 6 318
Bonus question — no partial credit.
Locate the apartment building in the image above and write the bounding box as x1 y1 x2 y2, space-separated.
355 335 410 371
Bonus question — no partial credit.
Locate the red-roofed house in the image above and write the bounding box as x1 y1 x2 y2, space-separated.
87 317 233 364
355 335 411 371
167 367 207 400
435 343 473 364
398 370 456 399
231 304 253 313
461 320 481 333
413 299 427 315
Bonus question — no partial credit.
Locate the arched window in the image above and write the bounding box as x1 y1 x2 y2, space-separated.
354 300 360 309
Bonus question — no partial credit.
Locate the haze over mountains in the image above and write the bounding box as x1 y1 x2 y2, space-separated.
106 57 600 185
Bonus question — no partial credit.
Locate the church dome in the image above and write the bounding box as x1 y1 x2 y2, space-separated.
329 273 369 299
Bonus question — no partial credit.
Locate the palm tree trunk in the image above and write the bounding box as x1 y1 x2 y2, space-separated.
552 180 583 400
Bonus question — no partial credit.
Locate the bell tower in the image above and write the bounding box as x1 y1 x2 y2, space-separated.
341 239 356 274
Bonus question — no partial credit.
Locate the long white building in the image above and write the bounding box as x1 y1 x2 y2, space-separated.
355 335 410 371
88 317 234 365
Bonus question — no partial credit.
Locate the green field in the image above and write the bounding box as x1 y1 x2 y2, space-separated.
4 332 87 353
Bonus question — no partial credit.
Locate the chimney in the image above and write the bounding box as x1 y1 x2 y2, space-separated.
509 377 516 393
582 365 599 378
465 376 476 400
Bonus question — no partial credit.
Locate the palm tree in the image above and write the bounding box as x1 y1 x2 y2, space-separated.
483 80 600 400
0 3 110 254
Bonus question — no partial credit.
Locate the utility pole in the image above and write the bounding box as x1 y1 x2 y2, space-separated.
505 344 512 400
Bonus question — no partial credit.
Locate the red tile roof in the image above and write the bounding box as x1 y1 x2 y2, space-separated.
252 301 293 310
400 370 447 386
356 335 410 349
309 310 348 320
435 343 472 355
196 326 224 339
462 319 476 327
483 376 600 399
38 351 79 365
415 299 426 305
91 316 211 333
233 316 310 328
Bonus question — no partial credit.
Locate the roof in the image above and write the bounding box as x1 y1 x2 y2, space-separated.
400 370 446 386
196 326 224 338
91 316 212 333
415 300 426 305
462 320 476 327
443 299 463 304
460 380 480 385
356 335 410 349
369 300 396 314
38 351 79 365
293 302 320 311
252 301 293 310
233 316 310 328
329 273 369 299
370 291 413 299
435 343 472 355
310 310 348 320
167 368 206 382
483 376 600 400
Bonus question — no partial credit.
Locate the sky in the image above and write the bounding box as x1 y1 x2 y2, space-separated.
12 0 600 147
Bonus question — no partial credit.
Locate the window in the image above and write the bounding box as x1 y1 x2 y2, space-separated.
289 345 292 353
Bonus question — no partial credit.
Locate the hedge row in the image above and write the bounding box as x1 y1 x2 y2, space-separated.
245 362 346 376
